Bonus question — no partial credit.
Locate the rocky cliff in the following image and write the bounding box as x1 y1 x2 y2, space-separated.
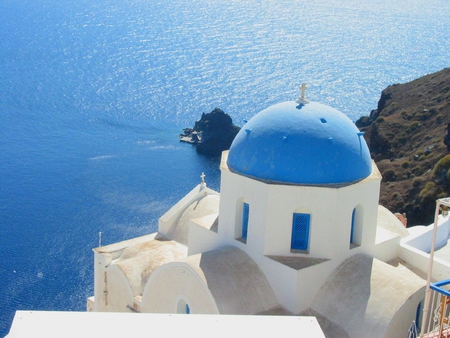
356 68 450 226
180 108 241 157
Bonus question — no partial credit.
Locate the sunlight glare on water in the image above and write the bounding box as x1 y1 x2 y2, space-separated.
0 0 449 335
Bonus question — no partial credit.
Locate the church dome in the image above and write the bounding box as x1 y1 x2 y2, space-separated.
227 100 372 185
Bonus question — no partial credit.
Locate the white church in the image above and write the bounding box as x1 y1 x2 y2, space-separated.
85 86 438 337
8 87 450 337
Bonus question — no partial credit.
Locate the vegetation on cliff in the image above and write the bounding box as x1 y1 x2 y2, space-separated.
180 108 241 157
356 68 450 226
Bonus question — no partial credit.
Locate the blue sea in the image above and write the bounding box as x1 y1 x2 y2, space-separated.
1 0 449 335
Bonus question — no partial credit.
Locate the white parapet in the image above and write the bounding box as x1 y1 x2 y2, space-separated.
6 311 326 338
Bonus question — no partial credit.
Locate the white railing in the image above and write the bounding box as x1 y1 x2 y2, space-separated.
419 198 450 338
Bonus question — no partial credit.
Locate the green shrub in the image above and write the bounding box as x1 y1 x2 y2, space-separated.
434 94 443 103
438 192 447 199
433 155 450 175
383 169 396 182
420 182 436 201
412 166 422 175
412 177 423 187
408 121 421 132
433 155 450 185
401 111 412 120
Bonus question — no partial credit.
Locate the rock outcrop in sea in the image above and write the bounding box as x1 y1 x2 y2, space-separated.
180 108 241 157
356 68 450 226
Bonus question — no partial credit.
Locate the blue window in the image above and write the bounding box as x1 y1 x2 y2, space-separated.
350 208 356 244
291 213 310 251
242 202 249 240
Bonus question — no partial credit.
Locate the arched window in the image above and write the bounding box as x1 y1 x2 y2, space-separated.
350 208 356 244
291 213 310 252
350 205 363 248
415 300 423 332
177 299 190 314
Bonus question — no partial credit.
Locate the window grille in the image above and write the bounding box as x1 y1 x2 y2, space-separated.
242 202 249 239
291 213 310 251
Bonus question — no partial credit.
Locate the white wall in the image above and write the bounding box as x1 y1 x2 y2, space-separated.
399 243 450 281
220 158 381 262
399 216 450 281
141 262 219 314
218 154 382 313
404 216 450 253
104 265 135 312
188 217 220 255
158 184 219 237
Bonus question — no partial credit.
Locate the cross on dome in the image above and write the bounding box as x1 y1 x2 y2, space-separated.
200 172 206 184
296 83 310 105
300 83 308 98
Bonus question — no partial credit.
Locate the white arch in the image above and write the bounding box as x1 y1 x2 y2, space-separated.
141 261 219 314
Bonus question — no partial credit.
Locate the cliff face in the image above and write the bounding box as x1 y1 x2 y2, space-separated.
356 68 450 226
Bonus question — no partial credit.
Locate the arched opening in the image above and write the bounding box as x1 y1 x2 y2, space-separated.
415 300 423 332
350 205 364 248
176 298 191 314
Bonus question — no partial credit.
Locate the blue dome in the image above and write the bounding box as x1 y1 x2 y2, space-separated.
227 101 372 185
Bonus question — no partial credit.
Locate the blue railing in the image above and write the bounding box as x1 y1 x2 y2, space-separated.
431 279 450 297
419 279 450 337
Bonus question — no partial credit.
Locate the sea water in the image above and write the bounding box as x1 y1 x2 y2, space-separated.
1 0 450 335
